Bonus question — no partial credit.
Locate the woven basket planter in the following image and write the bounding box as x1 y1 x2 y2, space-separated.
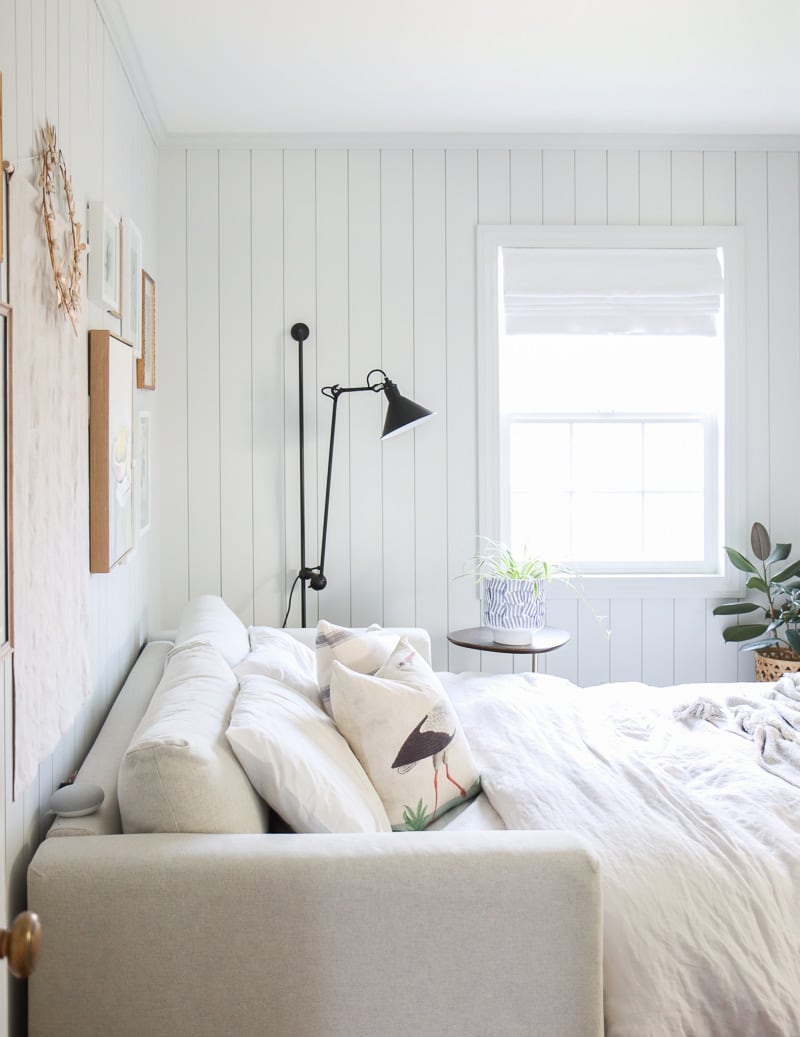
754 646 800 683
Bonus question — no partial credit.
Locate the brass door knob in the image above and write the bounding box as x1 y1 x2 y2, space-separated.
0 912 42 978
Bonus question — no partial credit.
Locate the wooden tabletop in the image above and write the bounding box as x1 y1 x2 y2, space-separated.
447 626 571 656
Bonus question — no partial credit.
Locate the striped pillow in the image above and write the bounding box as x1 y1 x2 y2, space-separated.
316 621 400 715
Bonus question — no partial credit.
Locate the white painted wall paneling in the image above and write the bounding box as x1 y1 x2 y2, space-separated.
251 149 285 626
156 136 800 693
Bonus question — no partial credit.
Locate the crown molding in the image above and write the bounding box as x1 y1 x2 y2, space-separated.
95 0 166 146
160 131 800 153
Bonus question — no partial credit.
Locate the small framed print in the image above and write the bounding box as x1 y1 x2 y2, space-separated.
87 201 121 316
137 270 155 390
121 217 143 356
137 411 150 535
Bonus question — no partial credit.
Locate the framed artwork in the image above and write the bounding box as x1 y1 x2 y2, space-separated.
1 72 4 263
121 217 143 356
137 270 156 390
0 302 11 650
89 329 134 572
87 201 121 316
137 410 150 535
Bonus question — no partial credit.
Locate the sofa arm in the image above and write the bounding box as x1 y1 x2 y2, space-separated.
29 830 602 1037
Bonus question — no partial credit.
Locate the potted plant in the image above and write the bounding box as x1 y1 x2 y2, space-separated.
713 521 800 681
461 538 572 645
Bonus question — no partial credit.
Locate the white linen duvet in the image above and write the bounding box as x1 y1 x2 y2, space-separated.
440 670 800 1037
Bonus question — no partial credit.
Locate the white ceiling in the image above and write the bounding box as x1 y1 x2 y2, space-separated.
111 0 800 139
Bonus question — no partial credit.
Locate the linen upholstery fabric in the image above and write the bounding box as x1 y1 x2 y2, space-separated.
316 620 404 714
117 642 267 834
173 594 250 667
29 830 603 1037
226 673 391 833
330 637 481 830
237 626 321 706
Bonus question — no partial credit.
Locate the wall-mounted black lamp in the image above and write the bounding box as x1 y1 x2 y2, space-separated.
288 322 435 627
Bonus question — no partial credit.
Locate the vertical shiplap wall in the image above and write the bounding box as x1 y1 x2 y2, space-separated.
157 138 800 683
0 2 159 1032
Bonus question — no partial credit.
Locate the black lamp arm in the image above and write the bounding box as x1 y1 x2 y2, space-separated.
311 374 388 589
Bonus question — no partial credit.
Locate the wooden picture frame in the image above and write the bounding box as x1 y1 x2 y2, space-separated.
89 330 134 572
121 217 143 356
137 270 155 390
0 302 12 649
87 201 121 316
137 410 150 535
1 72 4 264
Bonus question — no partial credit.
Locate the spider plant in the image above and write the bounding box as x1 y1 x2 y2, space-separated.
460 537 571 592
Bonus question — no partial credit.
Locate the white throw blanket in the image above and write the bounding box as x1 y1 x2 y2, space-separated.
441 670 800 1037
674 672 800 788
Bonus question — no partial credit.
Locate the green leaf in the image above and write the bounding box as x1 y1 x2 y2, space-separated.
766 542 791 565
772 560 800 583
746 576 769 594
785 630 800 656
751 522 771 561
722 623 769 642
724 547 758 575
712 602 760 616
739 638 780 653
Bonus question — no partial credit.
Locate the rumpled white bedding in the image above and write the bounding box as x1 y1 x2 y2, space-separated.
675 671 800 789
440 670 800 1037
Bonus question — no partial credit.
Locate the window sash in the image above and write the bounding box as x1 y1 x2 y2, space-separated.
499 413 718 575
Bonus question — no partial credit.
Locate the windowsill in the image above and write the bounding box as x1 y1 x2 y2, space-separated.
546 572 745 600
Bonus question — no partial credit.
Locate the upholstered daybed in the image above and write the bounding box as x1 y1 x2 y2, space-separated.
27 598 602 1037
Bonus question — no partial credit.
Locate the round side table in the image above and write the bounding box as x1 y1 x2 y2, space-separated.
447 626 570 672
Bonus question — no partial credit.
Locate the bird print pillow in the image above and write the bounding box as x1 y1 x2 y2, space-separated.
329 637 481 830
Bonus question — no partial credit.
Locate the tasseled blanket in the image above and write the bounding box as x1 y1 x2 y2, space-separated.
674 671 800 788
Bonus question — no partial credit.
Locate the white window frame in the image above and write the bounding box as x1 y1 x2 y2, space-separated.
477 224 747 599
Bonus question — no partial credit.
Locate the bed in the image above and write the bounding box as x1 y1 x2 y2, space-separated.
443 667 800 1036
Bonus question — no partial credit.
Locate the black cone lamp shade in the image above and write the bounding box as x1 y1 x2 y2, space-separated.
288 322 436 626
381 380 435 439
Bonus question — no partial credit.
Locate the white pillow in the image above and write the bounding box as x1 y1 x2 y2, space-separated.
174 594 250 667
236 627 321 706
226 674 391 834
118 641 267 834
316 620 401 715
330 637 481 831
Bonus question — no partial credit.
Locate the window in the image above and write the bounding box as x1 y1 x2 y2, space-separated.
478 226 746 596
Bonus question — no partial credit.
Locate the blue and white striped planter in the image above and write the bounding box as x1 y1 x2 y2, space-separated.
483 577 546 645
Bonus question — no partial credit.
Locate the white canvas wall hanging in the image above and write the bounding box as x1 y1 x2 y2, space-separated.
121 217 142 356
9 173 91 794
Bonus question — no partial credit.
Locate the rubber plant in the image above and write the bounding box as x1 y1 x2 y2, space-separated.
713 521 800 656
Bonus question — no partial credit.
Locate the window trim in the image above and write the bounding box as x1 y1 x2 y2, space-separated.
477 224 747 599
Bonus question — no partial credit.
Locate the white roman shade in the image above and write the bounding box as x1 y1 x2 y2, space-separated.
502 247 724 336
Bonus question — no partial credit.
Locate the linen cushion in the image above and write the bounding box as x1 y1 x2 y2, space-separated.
236 626 321 706
173 594 250 667
330 637 481 830
226 673 391 833
117 641 267 834
316 620 402 715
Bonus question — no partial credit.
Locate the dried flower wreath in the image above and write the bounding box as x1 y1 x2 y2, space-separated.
39 124 86 335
